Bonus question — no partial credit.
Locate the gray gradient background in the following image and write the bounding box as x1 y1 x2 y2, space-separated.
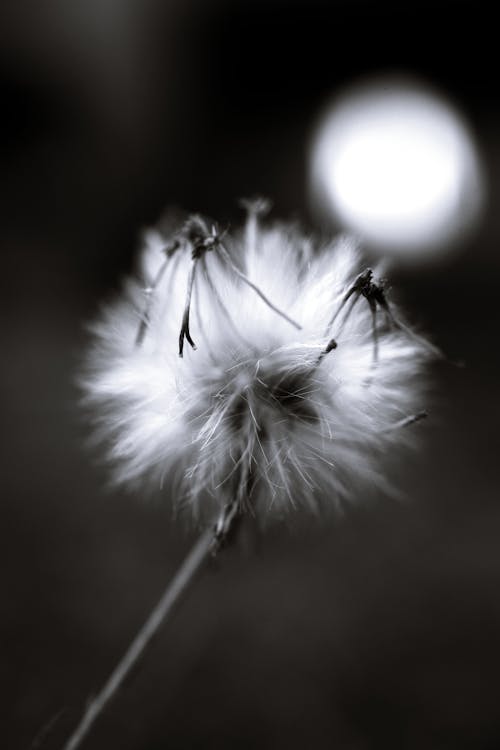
1 1 499 748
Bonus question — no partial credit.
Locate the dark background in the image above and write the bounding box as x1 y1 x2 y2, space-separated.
2 1 499 748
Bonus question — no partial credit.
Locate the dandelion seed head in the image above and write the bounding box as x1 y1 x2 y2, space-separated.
82 206 433 523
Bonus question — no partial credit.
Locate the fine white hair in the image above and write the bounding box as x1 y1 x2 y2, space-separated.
82 206 433 524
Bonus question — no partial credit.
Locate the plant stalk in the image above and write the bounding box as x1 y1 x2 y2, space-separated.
63 509 235 750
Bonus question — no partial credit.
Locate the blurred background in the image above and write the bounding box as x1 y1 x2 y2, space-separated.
1 1 499 748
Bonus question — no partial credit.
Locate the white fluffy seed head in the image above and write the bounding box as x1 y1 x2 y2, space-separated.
82 208 433 524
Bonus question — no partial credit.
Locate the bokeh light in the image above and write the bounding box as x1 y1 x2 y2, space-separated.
310 77 485 262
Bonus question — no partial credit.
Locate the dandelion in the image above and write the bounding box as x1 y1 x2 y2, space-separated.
84 204 432 525
68 203 435 750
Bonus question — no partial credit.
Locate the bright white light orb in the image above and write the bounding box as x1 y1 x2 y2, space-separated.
310 78 484 261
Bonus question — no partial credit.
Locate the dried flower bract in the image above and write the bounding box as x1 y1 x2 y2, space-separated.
82 204 434 523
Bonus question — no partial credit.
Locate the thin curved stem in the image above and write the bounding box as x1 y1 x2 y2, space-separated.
135 257 171 347
63 503 238 750
326 290 359 334
382 410 428 432
217 243 301 331
179 258 199 356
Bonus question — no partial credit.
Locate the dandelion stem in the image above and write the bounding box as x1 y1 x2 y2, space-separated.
384 310 445 360
201 258 245 342
327 290 359 334
63 505 238 750
383 410 428 432
135 259 169 347
217 243 302 331
135 240 181 347
179 258 199 356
